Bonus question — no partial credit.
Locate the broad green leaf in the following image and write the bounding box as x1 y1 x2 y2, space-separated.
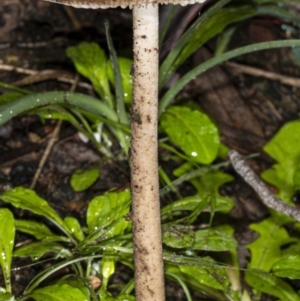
0 209 15 294
64 217 84 241
162 225 195 248
87 189 131 233
193 228 237 251
0 293 14 301
272 255 300 279
0 187 69 234
27 283 88 301
161 106 220 164
106 57 133 104
14 241 69 260
161 193 234 216
179 257 230 291
70 168 100 192
245 270 300 301
247 217 294 271
66 42 113 107
56 275 91 301
262 121 300 204
15 220 64 241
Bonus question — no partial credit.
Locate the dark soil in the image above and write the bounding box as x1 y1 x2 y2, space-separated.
1 0 300 300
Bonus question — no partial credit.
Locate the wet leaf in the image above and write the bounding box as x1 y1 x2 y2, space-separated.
0 187 68 234
245 270 300 301
67 42 112 105
193 228 237 251
87 189 131 234
0 209 15 294
162 225 195 248
14 241 69 260
64 217 84 241
161 106 220 164
70 168 100 192
272 255 300 279
15 220 61 240
179 256 230 291
161 193 233 216
27 283 88 301
262 120 300 204
107 57 133 104
56 275 91 301
0 293 14 301
247 217 295 271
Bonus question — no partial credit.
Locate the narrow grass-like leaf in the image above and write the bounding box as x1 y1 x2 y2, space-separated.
159 0 232 88
0 91 117 126
159 40 300 116
0 209 15 294
105 22 129 126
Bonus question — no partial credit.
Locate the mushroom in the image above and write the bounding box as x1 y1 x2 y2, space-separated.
39 1 206 300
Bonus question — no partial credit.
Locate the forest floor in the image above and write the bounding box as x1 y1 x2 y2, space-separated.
1 0 300 300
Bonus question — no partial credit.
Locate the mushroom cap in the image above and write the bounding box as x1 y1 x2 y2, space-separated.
43 0 206 9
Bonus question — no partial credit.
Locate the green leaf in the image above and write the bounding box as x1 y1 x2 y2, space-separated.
14 241 69 260
245 270 300 301
247 217 294 271
15 220 61 240
87 189 131 233
161 106 220 164
161 192 234 217
0 293 14 301
66 42 113 107
162 225 195 248
27 283 89 301
173 6 256 73
56 275 91 301
70 168 100 192
106 57 133 105
0 187 69 235
0 92 23 105
272 255 300 279
262 120 300 204
193 228 237 251
0 209 15 294
64 217 84 241
179 257 230 291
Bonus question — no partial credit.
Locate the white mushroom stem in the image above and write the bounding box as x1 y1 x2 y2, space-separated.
131 4 165 301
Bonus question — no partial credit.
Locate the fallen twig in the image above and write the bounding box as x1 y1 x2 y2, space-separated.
229 149 300 222
225 61 300 89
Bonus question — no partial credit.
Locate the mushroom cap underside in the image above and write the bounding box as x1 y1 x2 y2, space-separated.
42 0 206 8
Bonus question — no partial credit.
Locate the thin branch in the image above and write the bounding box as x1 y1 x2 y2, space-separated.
229 149 300 222
225 61 300 88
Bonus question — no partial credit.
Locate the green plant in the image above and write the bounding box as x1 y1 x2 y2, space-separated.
2 0 300 300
